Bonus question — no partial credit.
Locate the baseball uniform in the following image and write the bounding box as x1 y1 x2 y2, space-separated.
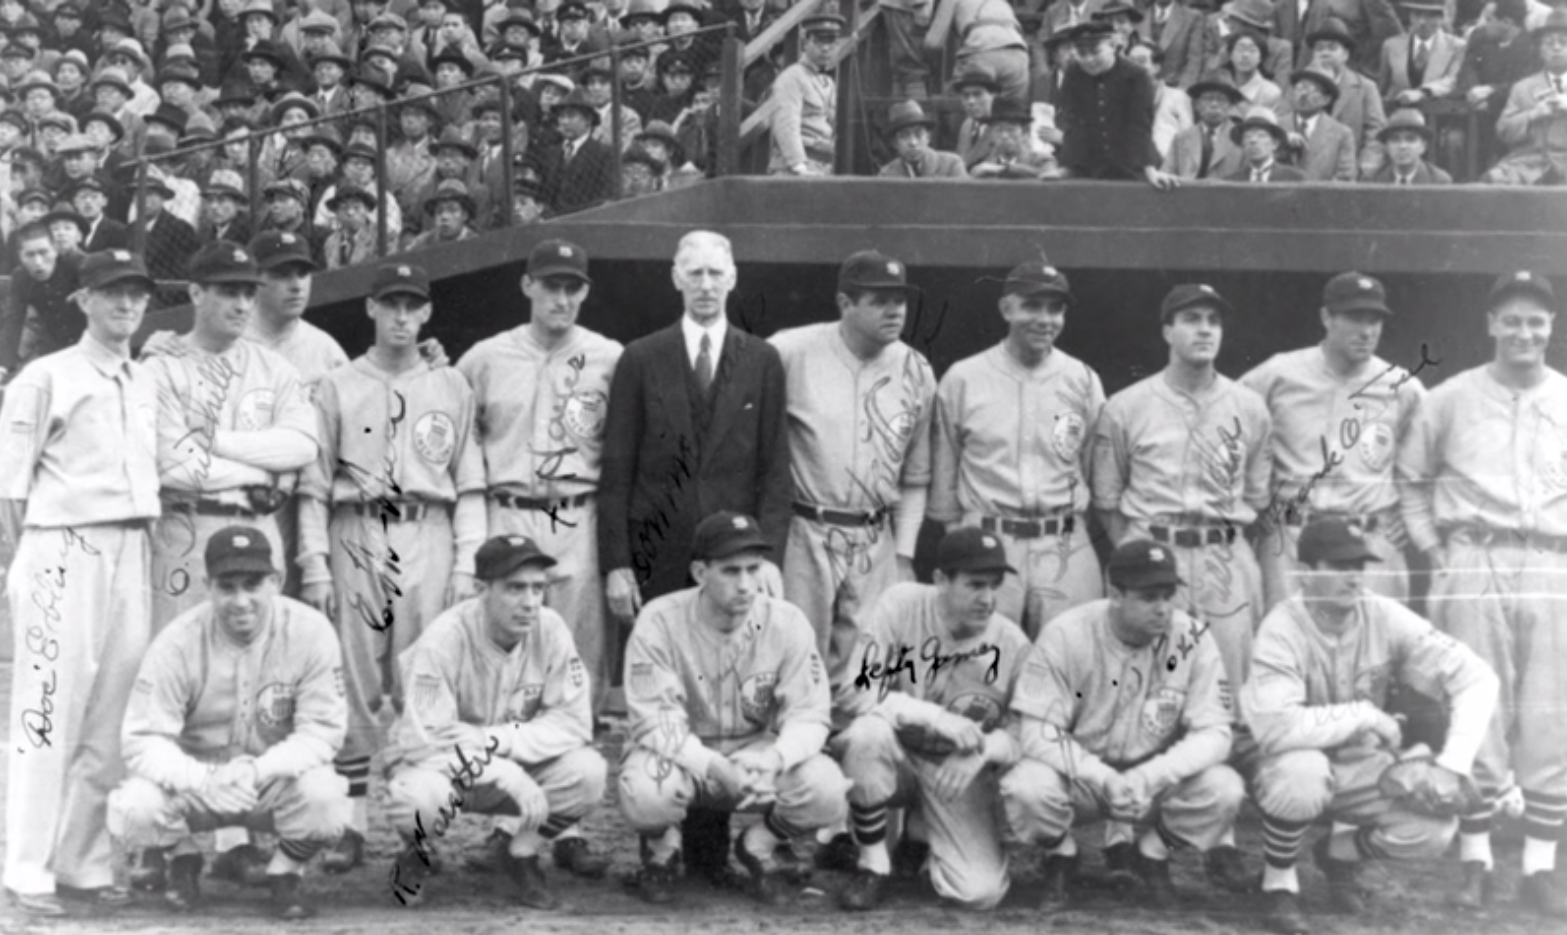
382 599 606 850
1091 374 1273 684
617 588 849 841
146 337 318 628
0 334 159 897
1241 593 1497 870
106 594 351 865
1241 345 1425 609
833 582 1032 909
1004 600 1243 856
458 324 623 714
297 356 486 804
1398 364 1567 822
770 322 936 673
930 343 1106 638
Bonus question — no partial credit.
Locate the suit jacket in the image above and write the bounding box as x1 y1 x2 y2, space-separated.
1162 121 1244 178
598 321 793 599
878 148 970 178
1277 68 1386 159
1224 161 1309 181
83 217 131 253
542 135 616 216
1137 2 1207 88
142 213 202 281
1379 30 1464 101
954 116 999 168
1275 0 1404 74
1059 58 1158 179
1278 110 1359 179
1365 159 1453 183
1496 71 1567 171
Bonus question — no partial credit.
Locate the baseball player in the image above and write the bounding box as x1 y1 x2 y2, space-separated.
297 262 486 873
456 239 623 718
383 535 610 910
244 231 350 398
1241 272 1425 610
106 526 352 920
1091 283 1272 688
832 526 1032 912
1004 539 1246 912
929 260 1106 639
618 511 849 906
0 250 160 917
1241 518 1498 935
1397 270 1567 918
770 249 935 678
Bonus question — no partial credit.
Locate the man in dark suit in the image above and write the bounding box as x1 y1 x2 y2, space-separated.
136 176 202 286
72 177 131 253
1275 0 1403 73
1225 105 1310 179
1137 0 1209 88
543 88 617 216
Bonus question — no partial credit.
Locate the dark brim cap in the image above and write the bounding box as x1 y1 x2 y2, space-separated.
1323 271 1391 316
838 250 916 293
475 534 557 580
1487 270 1557 311
188 242 264 284
1296 517 1381 565
371 261 431 301
205 524 276 577
1106 539 1184 590
1289 68 1340 104
934 526 1017 575
1004 260 1071 299
692 511 772 561
1161 282 1232 320
80 248 155 290
249 230 318 271
528 239 592 283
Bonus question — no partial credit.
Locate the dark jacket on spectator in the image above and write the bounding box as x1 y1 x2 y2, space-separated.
141 211 202 281
1058 58 1159 180
542 133 615 215
0 252 84 373
82 216 131 253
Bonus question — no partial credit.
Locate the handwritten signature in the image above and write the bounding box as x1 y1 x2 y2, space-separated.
629 434 698 583
853 637 1002 700
389 735 501 905
19 528 95 753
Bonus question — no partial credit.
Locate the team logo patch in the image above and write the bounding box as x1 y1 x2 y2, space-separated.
412 411 457 465
629 662 657 699
236 389 276 431
411 675 452 720
1051 412 1087 461
947 692 1002 731
561 390 609 440
506 684 545 722
1357 421 1396 473
738 671 778 726
568 656 586 688
1140 687 1184 739
256 682 296 730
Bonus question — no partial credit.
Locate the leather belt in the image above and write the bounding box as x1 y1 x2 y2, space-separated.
980 515 1075 539
1447 526 1567 553
489 491 593 512
342 501 437 523
792 501 887 528
1286 510 1384 533
1150 524 1237 548
162 497 261 519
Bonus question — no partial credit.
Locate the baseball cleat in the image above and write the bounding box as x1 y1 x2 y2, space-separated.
838 868 888 911
505 854 561 911
1037 854 1074 913
1204 845 1253 894
1262 889 1311 934
553 837 610 879
734 835 791 907
1446 861 1494 911
267 873 314 920
322 828 364 874
209 843 270 888
165 854 203 913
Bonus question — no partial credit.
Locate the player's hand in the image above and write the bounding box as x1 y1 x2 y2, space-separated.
1394 89 1424 106
931 712 984 755
302 580 337 620
931 751 987 802
1366 709 1403 750
138 330 185 360
445 571 476 608
1466 85 1493 106
757 559 784 597
1144 166 1180 191
418 338 450 368
1106 773 1152 822
895 554 916 583
730 746 784 806
705 754 749 804
512 773 550 831
198 762 260 815
606 567 643 624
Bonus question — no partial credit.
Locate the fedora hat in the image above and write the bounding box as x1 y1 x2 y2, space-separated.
1377 107 1433 143
1187 72 1246 105
1231 105 1289 146
884 99 936 137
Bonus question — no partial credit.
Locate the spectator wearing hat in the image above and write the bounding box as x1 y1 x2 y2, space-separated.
877 100 967 178
1222 29 1284 114
1093 1 1145 51
1277 67 1358 178
542 87 614 213
0 218 83 374
135 134 206 229
346 60 397 110
613 39 660 121
634 119 685 171
406 176 478 247
322 185 378 268
1225 105 1308 179
294 124 345 216
1484 8 1567 184
136 174 202 282
259 177 320 251
1128 40 1196 157
50 3 94 62
1058 22 1180 187
429 49 479 126
101 38 164 119
158 4 223 87
404 125 493 236
15 69 62 128
201 167 255 244
1275 0 1403 75
236 38 311 104
32 112 78 162
281 8 340 63
1455 0 1538 169
721 0 784 102
970 98 1059 178
645 50 696 124
51 50 93 120
768 16 842 175
1285 18 1388 172
510 176 548 225
0 108 28 161
72 175 130 253
926 0 1031 107
45 131 100 194
546 0 611 64
575 63 642 151
386 101 441 214
307 40 354 115
413 6 490 74
0 43 40 93
43 208 90 258
616 141 662 196
314 141 404 242
1378 0 1464 107
950 65 1001 168
1366 106 1452 181
662 0 718 79
1200 0 1294 88
1137 0 1208 88
1165 74 1246 178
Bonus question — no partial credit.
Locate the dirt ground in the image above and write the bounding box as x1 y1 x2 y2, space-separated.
1 660 1562 935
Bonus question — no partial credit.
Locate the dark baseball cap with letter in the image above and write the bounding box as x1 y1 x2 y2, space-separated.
1107 539 1184 590
371 262 430 302
692 511 771 561
80 248 154 291
475 534 557 581
205 525 276 577
935 526 1016 575
838 250 916 294
1322 271 1391 317
1296 517 1381 566
188 241 263 285
250 230 318 272
1160 283 1232 323
1003 259 1071 301
527 239 591 283
1486 270 1556 313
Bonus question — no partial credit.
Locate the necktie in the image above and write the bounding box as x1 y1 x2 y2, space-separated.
695 333 713 393
1252 167 1266 182
1198 126 1215 179
563 140 575 164
1413 41 1429 72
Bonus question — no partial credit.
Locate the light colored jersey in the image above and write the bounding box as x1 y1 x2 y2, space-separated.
841 581 1031 757
299 357 485 506
930 344 1104 521
456 325 623 498
243 319 349 403
147 337 318 494
1397 365 1567 552
121 595 346 789
626 588 831 771
0 335 160 527
770 322 936 511
1011 599 1233 790
388 598 592 769
1240 593 1497 775
1240 346 1424 513
1091 373 1272 525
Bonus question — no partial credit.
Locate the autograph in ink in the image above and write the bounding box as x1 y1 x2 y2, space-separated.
629 434 699 584
854 637 1003 700
389 736 501 905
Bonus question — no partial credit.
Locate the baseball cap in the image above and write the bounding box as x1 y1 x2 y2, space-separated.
474 534 557 580
1003 260 1071 300
250 230 318 273
1486 270 1556 313
1106 540 1184 590
527 239 591 284
80 248 154 291
187 242 263 285
205 525 276 578
1296 517 1381 566
1160 282 1232 322
371 262 430 302
691 511 771 561
838 250 915 294
1323 272 1391 317
934 526 1016 575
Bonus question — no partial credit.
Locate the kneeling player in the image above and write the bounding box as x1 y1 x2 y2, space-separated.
108 527 351 920
1003 540 1244 911
619 512 849 906
1243 518 1498 935
833 527 1032 911
384 535 609 909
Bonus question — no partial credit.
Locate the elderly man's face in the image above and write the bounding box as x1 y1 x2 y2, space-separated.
1292 78 1328 114
987 120 1025 157
1242 126 1277 162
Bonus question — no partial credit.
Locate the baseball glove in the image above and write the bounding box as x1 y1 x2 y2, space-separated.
1378 749 1482 817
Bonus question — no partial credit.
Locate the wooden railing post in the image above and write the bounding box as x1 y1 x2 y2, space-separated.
717 29 743 177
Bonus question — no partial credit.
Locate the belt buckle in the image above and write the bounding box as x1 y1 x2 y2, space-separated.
1174 529 1200 548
